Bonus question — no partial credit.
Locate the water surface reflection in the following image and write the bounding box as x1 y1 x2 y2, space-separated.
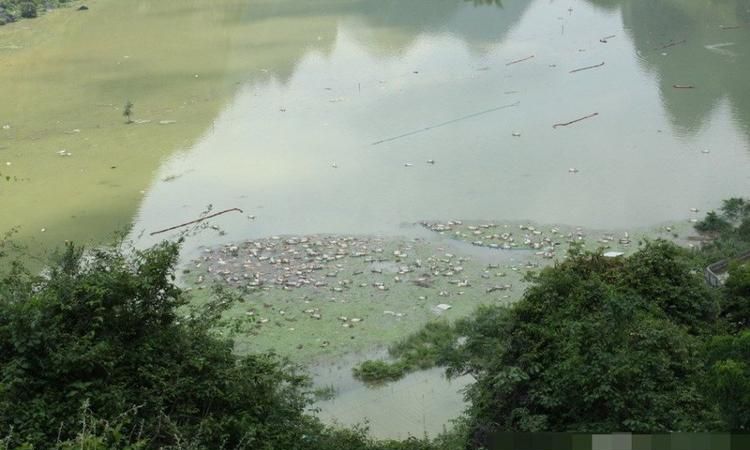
132 0 750 251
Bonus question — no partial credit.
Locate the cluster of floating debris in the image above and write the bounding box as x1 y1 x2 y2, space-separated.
188 233 550 335
192 235 521 298
419 221 639 260
193 236 407 293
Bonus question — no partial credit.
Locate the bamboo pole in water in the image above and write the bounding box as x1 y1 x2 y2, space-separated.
149 208 244 236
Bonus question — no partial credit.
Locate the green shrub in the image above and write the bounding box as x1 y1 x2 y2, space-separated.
695 211 732 234
353 360 408 383
389 321 457 370
0 242 318 449
447 242 720 442
19 1 35 18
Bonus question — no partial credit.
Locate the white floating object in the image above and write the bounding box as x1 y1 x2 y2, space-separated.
1 124 10 130
5 162 10 166
331 163 338 168
435 303 452 311
426 159 435 164
702 149 711 154
690 208 700 213
404 162 413 167
568 168 579 173
512 132 521 137
603 251 624 258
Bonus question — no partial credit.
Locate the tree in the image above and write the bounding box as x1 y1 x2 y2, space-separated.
722 262 750 330
705 331 750 430
123 100 134 124
0 242 318 449
446 242 720 445
720 198 750 222
695 211 732 235
0 240 463 450
19 1 36 19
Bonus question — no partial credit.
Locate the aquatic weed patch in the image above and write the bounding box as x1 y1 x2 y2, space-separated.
184 234 534 362
182 220 695 363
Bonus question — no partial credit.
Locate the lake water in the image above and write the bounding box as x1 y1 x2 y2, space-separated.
310 352 473 440
1 0 749 252
2 0 750 440
128 0 750 253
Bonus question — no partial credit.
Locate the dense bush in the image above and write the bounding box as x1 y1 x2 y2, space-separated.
452 242 720 442
722 262 750 330
0 239 463 449
695 197 750 264
0 242 319 449
704 331 750 431
0 0 73 23
353 321 459 383
353 360 409 384
18 1 35 18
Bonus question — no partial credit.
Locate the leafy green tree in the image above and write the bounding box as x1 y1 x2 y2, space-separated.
18 1 35 18
722 262 750 330
0 242 318 449
720 198 750 222
619 240 718 333
705 331 750 430
695 211 732 235
0 240 465 450
694 197 750 264
447 242 720 445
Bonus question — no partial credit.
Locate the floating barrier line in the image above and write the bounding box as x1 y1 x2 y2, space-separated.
371 102 520 146
506 55 535 66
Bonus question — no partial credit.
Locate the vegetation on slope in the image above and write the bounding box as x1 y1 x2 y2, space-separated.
0 239 460 449
356 198 750 446
3 197 750 448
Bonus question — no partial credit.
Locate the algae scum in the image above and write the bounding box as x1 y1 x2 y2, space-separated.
2 0 750 440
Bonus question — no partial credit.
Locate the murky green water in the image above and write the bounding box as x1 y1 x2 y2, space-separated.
3 0 750 440
310 352 473 440
2 0 749 253
126 0 750 254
